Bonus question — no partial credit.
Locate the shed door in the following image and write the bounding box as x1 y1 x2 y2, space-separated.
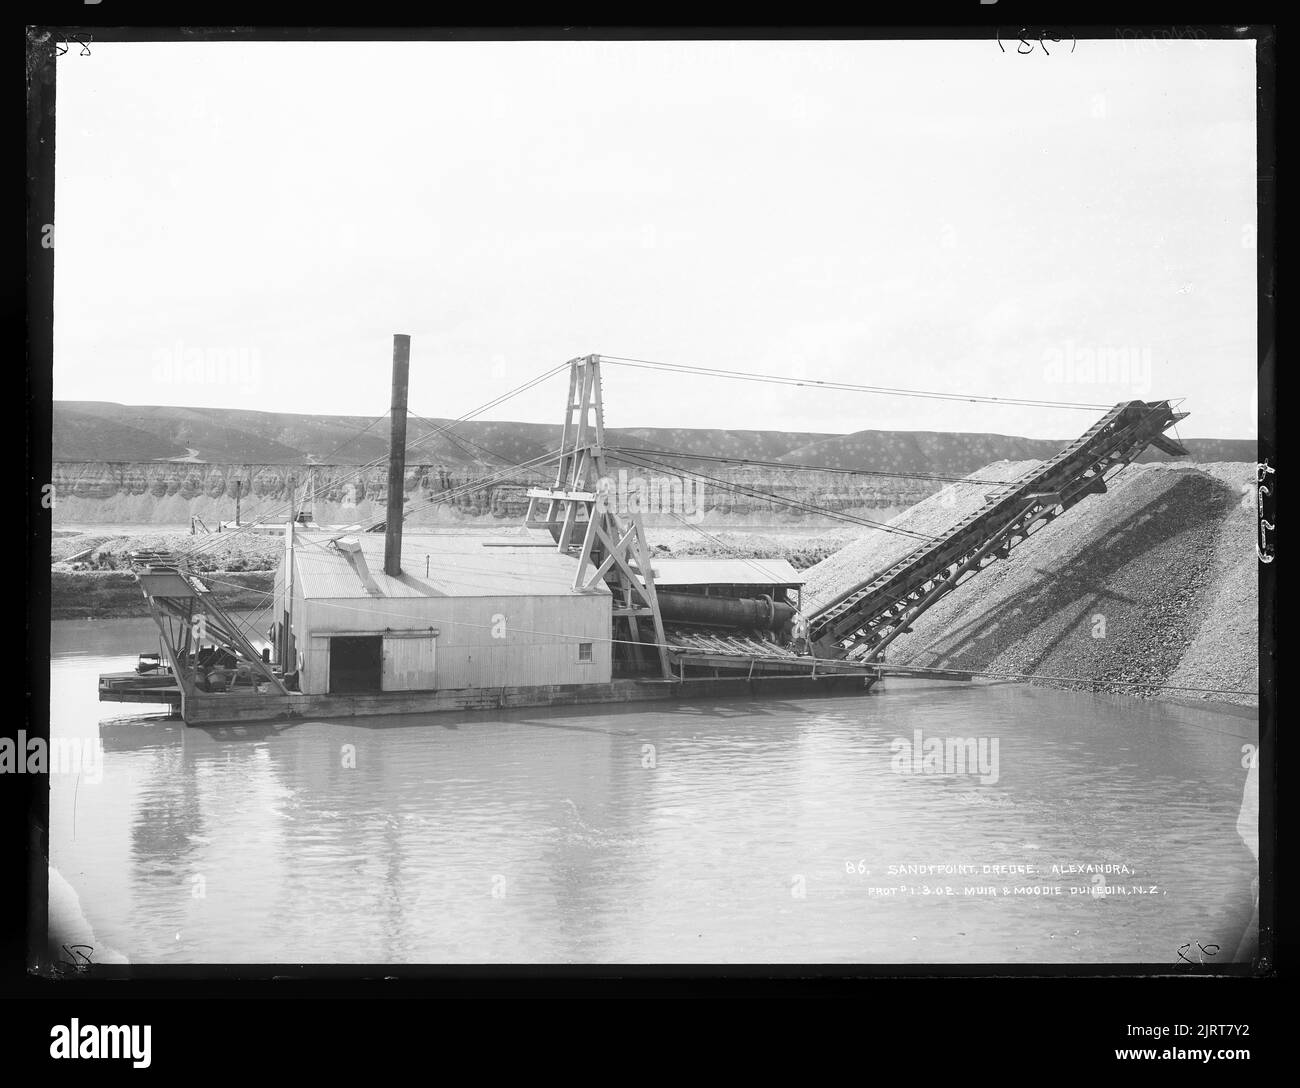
382 635 436 691
329 636 383 694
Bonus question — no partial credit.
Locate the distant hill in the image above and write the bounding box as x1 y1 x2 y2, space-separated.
777 430 1061 476
53 401 843 469
777 429 1255 475
1138 438 1259 463
52 401 1254 474
52 407 192 462
57 403 317 464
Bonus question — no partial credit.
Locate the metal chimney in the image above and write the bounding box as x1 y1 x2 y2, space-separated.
384 334 411 576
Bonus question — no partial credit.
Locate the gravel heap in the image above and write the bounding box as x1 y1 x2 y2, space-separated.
800 460 1040 613
660 528 861 570
50 529 284 572
882 462 1257 706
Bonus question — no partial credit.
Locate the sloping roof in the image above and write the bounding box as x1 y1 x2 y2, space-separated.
291 533 610 600
646 558 805 587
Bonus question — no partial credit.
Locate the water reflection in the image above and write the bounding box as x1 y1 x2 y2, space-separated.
52 617 1258 965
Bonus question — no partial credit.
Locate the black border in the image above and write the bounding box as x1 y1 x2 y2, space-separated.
15 13 1281 1043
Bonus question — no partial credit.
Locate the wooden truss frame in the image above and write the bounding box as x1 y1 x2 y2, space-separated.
524 355 671 677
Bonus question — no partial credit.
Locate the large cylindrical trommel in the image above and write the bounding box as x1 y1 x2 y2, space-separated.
655 591 794 631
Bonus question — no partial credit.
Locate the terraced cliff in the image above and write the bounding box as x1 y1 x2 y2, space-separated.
48 461 938 527
51 400 1252 526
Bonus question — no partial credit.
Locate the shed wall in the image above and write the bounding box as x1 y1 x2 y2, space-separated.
292 593 611 694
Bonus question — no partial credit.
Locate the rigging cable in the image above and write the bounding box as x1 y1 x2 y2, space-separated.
598 354 1114 411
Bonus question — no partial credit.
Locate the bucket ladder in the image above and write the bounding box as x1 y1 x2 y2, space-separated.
808 400 1190 662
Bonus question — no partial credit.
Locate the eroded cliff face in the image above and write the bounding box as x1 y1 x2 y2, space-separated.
49 462 529 525
50 462 944 526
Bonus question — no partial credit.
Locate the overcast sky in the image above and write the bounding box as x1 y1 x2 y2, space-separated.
53 38 1257 440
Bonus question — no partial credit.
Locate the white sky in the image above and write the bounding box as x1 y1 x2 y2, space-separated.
53 38 1257 440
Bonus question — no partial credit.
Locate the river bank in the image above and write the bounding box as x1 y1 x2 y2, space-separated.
50 570 275 619
50 527 281 618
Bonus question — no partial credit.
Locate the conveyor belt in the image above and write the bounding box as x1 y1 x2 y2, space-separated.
808 400 1189 660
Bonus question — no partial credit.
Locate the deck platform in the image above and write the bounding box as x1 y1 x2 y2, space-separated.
98 671 183 705
97 673 877 725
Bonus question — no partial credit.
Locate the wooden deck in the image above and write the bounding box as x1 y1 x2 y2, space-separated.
98 671 183 705
98 656 976 725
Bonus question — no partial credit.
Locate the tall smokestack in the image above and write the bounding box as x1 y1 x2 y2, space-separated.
384 334 411 576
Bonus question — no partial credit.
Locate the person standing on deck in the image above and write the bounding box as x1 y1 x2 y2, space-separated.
791 612 810 655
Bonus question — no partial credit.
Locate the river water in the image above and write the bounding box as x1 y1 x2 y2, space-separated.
49 617 1259 965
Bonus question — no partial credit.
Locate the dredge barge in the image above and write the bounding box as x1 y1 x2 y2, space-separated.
99 337 1189 725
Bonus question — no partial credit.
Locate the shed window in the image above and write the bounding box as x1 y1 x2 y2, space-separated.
578 642 593 663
